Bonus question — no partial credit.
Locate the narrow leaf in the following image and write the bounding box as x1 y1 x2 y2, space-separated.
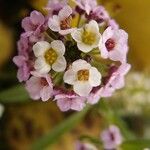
0 85 30 103
121 139 150 150
31 105 91 150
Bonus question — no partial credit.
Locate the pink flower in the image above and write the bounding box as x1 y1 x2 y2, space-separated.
25 72 53 101
101 63 131 97
86 6 110 24
55 91 86 111
46 0 67 16
87 63 131 103
99 27 128 63
75 0 97 15
22 11 45 33
107 19 119 30
101 125 123 149
13 55 31 82
48 5 74 35
17 34 30 56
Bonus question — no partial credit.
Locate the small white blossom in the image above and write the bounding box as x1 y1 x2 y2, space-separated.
63 59 101 96
48 5 75 35
71 20 101 53
33 40 66 74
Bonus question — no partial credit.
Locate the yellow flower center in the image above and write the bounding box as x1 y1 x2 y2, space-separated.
82 30 96 45
44 49 58 65
77 69 89 81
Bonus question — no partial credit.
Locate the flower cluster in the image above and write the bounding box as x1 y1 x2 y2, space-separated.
13 0 130 111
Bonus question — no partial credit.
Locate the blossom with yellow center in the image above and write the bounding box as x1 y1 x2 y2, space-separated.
33 40 66 74
63 59 101 96
71 20 101 53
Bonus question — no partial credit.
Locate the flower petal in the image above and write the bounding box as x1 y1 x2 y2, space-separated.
72 59 91 72
89 67 101 86
34 57 51 74
48 15 60 32
33 41 51 57
40 86 53 101
71 97 86 111
63 69 76 85
85 20 99 34
71 28 83 43
51 40 65 55
77 42 94 53
30 10 45 25
25 76 41 100
56 98 71 112
58 5 72 20
74 81 92 96
52 56 66 72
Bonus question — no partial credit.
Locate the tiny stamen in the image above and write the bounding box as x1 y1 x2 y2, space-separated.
77 69 89 81
44 49 58 65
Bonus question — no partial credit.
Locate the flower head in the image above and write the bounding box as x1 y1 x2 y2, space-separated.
101 125 123 149
64 59 101 96
71 20 101 53
13 0 130 111
99 27 128 63
33 40 66 74
25 71 53 101
48 5 74 35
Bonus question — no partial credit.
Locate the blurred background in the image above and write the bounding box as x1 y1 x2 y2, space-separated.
0 0 150 149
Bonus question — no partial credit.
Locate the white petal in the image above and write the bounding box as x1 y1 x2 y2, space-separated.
85 20 99 34
48 15 60 32
34 57 51 74
51 40 65 55
72 59 91 72
33 41 51 57
58 5 72 20
71 28 83 43
59 28 76 35
52 56 66 72
63 69 76 85
99 38 109 59
73 81 92 96
77 42 94 53
89 67 101 86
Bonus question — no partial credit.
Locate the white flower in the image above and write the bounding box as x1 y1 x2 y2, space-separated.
0 104 4 118
63 59 101 96
48 5 75 35
33 40 66 74
71 20 101 53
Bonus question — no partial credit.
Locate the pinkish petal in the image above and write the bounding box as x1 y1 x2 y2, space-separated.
30 11 45 25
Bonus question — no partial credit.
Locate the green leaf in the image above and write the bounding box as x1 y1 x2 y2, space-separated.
0 85 30 103
31 105 92 150
121 139 150 150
